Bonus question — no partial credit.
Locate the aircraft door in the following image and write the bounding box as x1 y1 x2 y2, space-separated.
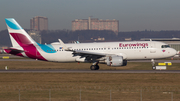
150 42 156 53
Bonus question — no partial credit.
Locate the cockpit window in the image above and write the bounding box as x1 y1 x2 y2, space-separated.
161 45 170 48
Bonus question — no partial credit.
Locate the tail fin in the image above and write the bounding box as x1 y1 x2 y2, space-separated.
5 18 47 61
5 18 36 47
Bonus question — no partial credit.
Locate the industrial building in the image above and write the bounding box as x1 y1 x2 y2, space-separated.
30 16 48 31
72 17 119 35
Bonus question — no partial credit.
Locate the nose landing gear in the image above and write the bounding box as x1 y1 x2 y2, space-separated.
151 59 156 70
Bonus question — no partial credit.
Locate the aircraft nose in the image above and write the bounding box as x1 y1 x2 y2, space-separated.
171 48 177 56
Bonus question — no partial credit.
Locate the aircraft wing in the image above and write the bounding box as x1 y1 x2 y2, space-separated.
69 50 107 62
59 39 116 60
58 39 107 57
72 50 107 57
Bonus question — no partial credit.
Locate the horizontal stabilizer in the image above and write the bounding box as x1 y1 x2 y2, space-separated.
4 48 24 55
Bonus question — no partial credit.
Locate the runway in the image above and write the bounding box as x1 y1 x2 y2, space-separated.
1 69 180 73
0 55 180 73
0 59 180 63
1 54 180 62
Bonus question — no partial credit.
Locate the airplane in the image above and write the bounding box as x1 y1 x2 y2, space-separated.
4 18 177 70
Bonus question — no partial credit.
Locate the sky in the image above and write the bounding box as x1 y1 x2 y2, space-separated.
0 0 180 32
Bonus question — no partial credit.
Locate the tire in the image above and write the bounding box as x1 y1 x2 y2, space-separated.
95 65 99 70
90 65 96 70
152 66 156 70
90 65 99 70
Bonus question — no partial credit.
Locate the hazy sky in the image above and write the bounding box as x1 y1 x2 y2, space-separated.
0 0 180 31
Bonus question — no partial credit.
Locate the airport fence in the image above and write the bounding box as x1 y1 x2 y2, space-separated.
0 85 180 101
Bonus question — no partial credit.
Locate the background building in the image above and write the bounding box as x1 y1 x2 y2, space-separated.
72 17 119 35
28 30 41 44
30 16 48 31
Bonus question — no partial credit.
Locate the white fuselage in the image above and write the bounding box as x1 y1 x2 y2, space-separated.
34 41 177 62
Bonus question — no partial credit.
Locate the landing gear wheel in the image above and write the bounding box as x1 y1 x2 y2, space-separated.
90 65 95 70
95 65 99 70
152 66 156 70
90 65 99 70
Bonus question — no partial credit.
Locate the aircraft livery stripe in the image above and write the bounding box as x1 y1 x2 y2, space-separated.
10 33 47 61
36 43 56 53
5 18 22 30
10 33 33 45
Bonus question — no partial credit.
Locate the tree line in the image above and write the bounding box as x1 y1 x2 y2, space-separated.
0 29 180 47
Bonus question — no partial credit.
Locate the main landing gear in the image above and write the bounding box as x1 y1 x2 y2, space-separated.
151 59 156 70
90 61 99 70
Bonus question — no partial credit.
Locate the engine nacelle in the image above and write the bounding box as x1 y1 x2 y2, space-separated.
106 55 127 67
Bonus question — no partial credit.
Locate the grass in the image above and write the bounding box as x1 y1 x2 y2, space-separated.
1 73 180 87
0 73 180 100
0 60 180 100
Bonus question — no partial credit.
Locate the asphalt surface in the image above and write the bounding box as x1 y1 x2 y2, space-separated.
0 54 180 73
0 69 180 73
1 54 180 62
0 59 180 63
0 59 36 61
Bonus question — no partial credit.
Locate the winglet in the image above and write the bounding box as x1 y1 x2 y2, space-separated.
58 39 70 51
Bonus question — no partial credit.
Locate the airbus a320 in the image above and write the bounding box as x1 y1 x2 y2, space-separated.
4 18 177 70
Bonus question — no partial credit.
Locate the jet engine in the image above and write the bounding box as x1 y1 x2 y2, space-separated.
106 55 127 67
